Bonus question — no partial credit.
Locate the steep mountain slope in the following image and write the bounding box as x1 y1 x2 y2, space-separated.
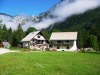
49 7 100 32
39 0 75 19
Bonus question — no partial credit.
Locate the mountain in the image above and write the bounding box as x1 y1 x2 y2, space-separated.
39 0 75 19
0 13 40 30
47 7 100 31
0 13 13 17
0 0 74 30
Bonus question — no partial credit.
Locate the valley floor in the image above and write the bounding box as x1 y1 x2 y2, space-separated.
0 51 100 75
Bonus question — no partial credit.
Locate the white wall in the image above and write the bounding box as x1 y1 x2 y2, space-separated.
60 46 66 50
34 34 45 40
23 42 29 48
52 45 57 49
69 40 77 51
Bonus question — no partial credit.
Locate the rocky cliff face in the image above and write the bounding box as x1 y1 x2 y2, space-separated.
0 14 40 26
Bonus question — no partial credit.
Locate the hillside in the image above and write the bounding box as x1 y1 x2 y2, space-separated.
46 7 100 50
49 7 100 31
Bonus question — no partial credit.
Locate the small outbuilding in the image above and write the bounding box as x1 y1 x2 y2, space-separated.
2 42 11 48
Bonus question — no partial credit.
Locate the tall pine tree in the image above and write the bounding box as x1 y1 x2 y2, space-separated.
26 27 36 35
7 27 13 45
13 24 25 46
2 24 8 41
88 35 99 51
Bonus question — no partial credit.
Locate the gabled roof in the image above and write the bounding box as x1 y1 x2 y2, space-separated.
21 31 40 42
50 32 78 40
2 42 10 47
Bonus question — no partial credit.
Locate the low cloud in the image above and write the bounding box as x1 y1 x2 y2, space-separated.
33 0 100 30
22 21 36 31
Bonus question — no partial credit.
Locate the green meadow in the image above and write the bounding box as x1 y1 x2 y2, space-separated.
0 51 100 75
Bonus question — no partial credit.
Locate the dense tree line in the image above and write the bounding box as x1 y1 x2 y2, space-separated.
0 23 36 47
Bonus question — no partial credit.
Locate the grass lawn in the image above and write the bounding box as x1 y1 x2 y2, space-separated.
0 51 100 75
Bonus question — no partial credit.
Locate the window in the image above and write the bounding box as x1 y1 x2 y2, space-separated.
66 47 69 49
37 36 40 38
65 40 70 44
53 41 56 43
57 41 61 43
66 41 69 43
38 40 40 42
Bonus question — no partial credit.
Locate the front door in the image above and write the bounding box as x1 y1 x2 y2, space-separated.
57 46 60 49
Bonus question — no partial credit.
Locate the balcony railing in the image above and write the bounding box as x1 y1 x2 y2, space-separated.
51 41 74 46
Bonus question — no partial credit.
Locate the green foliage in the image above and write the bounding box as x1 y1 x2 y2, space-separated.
26 27 36 35
2 24 8 41
0 24 36 47
78 31 85 48
13 24 25 46
7 27 13 45
1 27 13 45
41 28 50 39
52 29 61 32
0 24 3 41
88 35 99 51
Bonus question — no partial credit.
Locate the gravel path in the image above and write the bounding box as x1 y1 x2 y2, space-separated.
0 48 19 55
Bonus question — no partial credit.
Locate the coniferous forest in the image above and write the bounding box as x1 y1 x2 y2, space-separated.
0 23 36 47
